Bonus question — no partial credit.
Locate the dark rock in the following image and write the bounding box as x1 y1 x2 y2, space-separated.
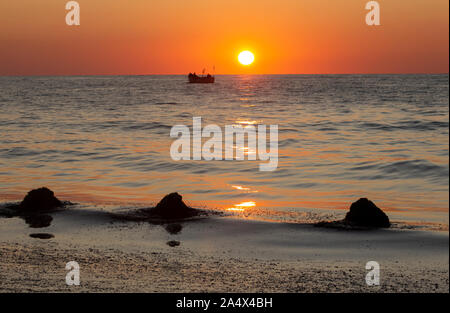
344 198 390 228
0 188 72 230
20 187 62 212
314 198 390 229
155 193 189 211
149 192 199 219
110 193 217 223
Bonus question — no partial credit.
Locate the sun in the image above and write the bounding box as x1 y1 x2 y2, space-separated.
238 51 255 66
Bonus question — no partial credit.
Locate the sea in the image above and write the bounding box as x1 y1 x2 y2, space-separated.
0 75 448 225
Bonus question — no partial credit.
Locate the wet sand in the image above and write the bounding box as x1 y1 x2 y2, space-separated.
0 209 448 292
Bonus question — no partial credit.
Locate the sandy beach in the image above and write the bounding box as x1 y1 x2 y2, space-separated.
0 207 448 293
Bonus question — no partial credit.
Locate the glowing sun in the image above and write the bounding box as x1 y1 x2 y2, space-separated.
238 51 255 66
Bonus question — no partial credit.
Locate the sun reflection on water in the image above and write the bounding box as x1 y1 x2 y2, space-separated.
231 185 259 193
232 185 250 191
226 201 256 212
234 120 260 126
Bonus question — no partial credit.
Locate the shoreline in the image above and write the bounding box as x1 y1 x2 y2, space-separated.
1 198 448 232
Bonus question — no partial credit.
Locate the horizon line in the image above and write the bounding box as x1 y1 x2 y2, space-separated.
1 72 449 77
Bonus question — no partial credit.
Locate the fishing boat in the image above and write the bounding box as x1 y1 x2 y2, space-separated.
188 72 215 84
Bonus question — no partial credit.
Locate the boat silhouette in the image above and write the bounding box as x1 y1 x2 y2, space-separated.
188 72 215 84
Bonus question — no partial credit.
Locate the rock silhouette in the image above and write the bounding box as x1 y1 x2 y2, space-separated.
111 192 210 223
344 198 390 228
0 187 68 229
149 193 200 219
315 198 390 229
20 187 63 212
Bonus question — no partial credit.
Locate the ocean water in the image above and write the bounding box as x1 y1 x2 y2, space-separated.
0 75 448 224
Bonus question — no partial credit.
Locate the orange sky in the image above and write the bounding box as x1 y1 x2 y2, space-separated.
0 0 448 75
